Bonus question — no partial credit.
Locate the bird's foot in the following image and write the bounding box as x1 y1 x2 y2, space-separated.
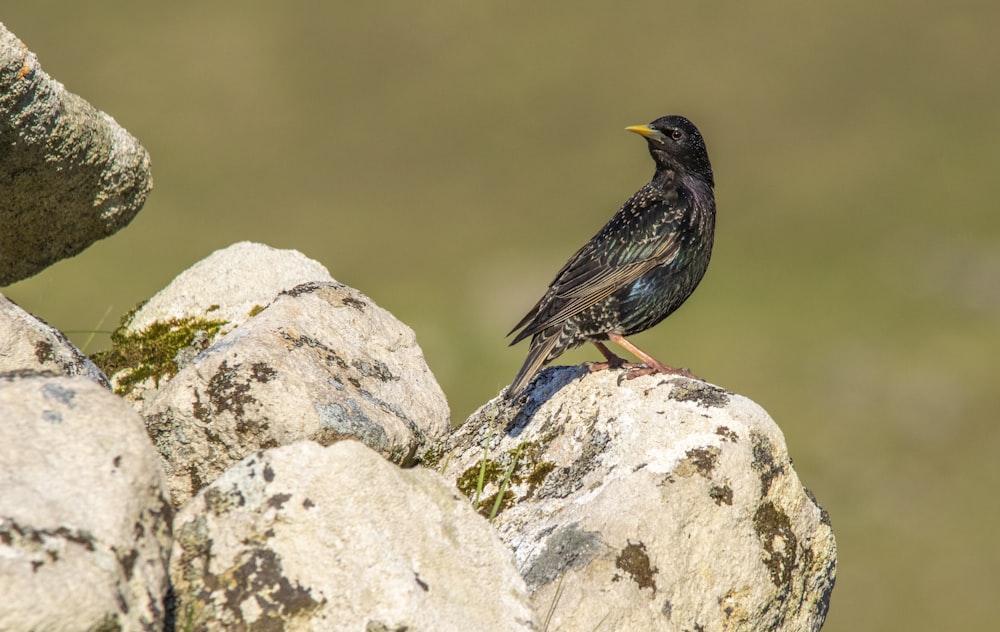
585 359 643 373
588 338 700 380
587 341 636 372
621 362 699 381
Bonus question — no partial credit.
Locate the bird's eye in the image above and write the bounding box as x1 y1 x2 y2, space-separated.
670 129 684 141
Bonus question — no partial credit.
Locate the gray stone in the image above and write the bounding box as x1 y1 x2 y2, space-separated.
123 241 335 335
0 375 172 631
99 241 336 406
170 440 535 631
0 23 152 285
0 292 110 386
436 367 836 631
143 280 450 506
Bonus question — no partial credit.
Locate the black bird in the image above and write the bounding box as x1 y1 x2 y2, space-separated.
506 115 716 398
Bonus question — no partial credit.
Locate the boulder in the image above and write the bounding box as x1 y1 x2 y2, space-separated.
123 241 335 336
0 374 172 631
169 440 535 631
0 23 152 285
92 242 449 506
138 279 449 506
96 241 336 406
434 366 837 631
0 292 109 386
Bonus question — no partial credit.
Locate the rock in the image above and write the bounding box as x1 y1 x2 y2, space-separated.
124 241 336 335
434 367 836 632
95 241 336 405
169 440 536 631
0 292 110 386
89 242 449 506
0 23 152 285
0 374 172 631
142 280 449 506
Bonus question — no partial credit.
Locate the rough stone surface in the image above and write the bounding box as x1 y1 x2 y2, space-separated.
92 241 335 410
435 366 837 632
0 292 110 387
170 440 535 631
0 23 152 285
0 374 172 631
99 242 336 408
143 280 450 506
124 241 335 335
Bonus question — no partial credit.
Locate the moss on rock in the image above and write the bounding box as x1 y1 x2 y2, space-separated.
91 307 227 397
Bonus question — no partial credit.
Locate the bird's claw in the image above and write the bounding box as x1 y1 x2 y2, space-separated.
585 359 642 373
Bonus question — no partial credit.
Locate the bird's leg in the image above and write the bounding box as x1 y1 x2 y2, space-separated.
585 341 640 372
606 332 699 380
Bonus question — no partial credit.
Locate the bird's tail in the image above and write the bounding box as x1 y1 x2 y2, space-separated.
506 328 563 400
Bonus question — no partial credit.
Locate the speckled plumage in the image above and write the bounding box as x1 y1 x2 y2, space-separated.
507 115 716 398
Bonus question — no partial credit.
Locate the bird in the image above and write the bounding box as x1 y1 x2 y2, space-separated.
506 115 716 399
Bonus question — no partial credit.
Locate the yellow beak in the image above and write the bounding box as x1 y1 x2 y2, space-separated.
625 125 656 138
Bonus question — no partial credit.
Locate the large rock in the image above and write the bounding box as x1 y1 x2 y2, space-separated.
97 241 336 406
145 280 449 506
93 242 449 506
0 292 110 387
434 367 837 631
170 440 536 631
123 241 335 336
0 23 152 285
0 374 172 631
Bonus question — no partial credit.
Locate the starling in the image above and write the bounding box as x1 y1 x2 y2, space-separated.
506 115 716 398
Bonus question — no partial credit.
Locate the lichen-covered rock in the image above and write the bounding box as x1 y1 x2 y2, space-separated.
435 367 836 631
170 440 535 631
0 374 172 631
124 241 335 335
0 23 152 285
0 293 110 386
95 241 336 406
143 281 450 506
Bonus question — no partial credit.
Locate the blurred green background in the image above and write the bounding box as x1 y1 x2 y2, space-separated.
4 1 998 629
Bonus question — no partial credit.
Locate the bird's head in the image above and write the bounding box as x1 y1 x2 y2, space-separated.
626 115 714 187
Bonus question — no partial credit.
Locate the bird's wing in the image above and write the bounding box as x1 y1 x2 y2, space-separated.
510 189 685 343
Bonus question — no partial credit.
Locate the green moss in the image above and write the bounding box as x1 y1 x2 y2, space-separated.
456 458 504 499
478 489 514 519
91 308 227 397
525 460 556 497
247 304 266 318
419 447 442 469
